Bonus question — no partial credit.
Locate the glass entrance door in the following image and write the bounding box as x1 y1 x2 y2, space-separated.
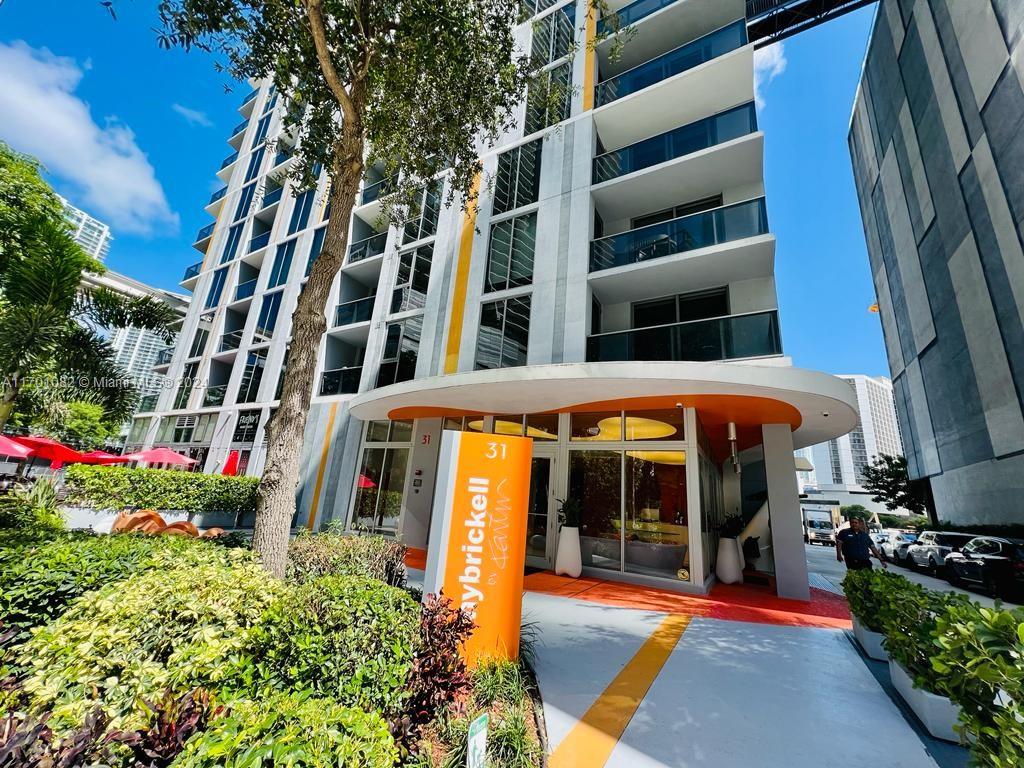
526 455 556 569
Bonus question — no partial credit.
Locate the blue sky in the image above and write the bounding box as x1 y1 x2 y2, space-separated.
0 1 885 378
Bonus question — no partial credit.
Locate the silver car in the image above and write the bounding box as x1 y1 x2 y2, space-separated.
879 530 917 565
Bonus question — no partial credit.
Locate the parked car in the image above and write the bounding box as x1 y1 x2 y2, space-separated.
879 530 918 565
906 531 976 574
945 537 1024 600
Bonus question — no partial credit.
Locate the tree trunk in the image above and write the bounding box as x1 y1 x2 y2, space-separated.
0 376 21 433
251 101 367 578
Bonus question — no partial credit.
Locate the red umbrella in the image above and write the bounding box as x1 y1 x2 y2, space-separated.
13 436 86 469
122 447 197 466
357 474 376 488
80 451 131 464
221 450 240 476
0 435 33 460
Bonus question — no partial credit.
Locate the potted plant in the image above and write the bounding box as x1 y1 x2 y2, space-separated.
555 497 583 578
715 514 745 584
842 570 890 661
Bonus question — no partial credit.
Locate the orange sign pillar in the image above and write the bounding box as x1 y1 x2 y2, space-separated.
423 431 533 666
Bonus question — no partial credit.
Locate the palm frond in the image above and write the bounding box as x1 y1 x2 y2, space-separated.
82 288 179 343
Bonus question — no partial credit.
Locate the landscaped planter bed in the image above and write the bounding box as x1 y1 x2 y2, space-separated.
889 660 962 743
851 615 887 661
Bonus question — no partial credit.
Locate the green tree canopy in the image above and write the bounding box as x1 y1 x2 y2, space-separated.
861 454 926 516
0 142 64 274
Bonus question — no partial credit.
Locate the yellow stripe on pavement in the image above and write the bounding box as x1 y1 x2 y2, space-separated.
549 613 691 768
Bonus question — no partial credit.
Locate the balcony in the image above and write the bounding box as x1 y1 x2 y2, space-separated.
209 186 228 205
230 118 248 137
220 151 240 170
234 279 258 302
334 297 374 327
239 88 259 117
249 231 271 253
586 310 782 364
347 231 387 264
594 103 756 184
182 260 203 284
202 384 228 408
194 221 215 244
319 366 362 396
274 147 293 167
137 394 159 412
154 348 174 367
261 186 283 209
219 330 244 353
360 175 395 205
591 198 767 272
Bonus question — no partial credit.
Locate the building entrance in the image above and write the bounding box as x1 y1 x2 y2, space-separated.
526 454 557 570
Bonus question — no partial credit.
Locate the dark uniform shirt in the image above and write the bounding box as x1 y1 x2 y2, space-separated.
837 529 873 561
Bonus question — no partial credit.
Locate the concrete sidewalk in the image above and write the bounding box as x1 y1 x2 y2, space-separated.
526 588 944 768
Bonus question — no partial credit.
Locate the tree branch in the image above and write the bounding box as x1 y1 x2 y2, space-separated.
304 0 356 124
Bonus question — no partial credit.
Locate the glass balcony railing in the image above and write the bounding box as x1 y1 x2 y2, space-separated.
334 297 374 327
274 147 293 166
230 119 248 137
194 222 215 242
595 20 747 107
209 186 228 205
593 103 756 183
182 260 203 281
586 310 782 363
347 231 387 263
220 151 240 170
249 231 271 252
234 279 257 301
219 330 244 352
319 366 363 396
154 348 174 366
138 394 159 412
360 175 395 205
598 0 677 34
203 384 228 408
260 187 283 208
590 198 768 272
240 89 259 107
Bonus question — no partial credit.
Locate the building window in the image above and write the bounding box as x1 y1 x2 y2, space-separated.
525 61 571 135
250 113 272 148
267 239 296 288
493 139 542 215
376 316 422 387
486 213 536 292
476 295 530 369
391 245 432 313
253 291 283 343
351 420 414 535
632 287 729 328
288 188 316 234
174 362 199 409
220 223 244 264
244 147 265 183
237 350 267 403
402 182 442 245
531 2 574 67
234 182 256 221
188 320 211 358
307 226 326 276
204 268 228 310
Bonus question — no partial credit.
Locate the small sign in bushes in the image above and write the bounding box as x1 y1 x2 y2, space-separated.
467 712 488 768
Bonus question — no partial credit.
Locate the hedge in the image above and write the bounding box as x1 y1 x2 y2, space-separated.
287 531 408 588
64 464 259 516
844 570 1024 765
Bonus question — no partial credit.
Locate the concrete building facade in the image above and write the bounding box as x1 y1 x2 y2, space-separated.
61 196 112 262
139 0 858 598
849 0 1024 525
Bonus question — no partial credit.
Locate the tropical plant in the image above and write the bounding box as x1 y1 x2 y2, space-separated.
106 688 222 768
471 660 527 710
717 514 745 538
0 141 63 274
861 454 927 516
0 477 63 533
556 498 582 529
24 399 116 450
151 0 616 576
286 530 408 588
841 568 906 634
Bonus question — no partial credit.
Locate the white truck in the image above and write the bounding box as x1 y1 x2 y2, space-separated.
803 505 836 546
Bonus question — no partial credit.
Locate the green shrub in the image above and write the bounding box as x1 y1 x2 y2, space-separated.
472 660 526 709
841 568 909 633
172 693 398 768
15 555 284 730
286 531 407 588
0 478 63 532
0 531 248 630
64 464 259 516
233 576 419 718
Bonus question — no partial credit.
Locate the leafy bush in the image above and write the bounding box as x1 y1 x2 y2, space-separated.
0 531 248 631
0 478 63 532
109 688 221 768
64 464 259 516
841 569 908 633
15 556 284 730
233 576 419 719
172 693 398 768
286 531 407 588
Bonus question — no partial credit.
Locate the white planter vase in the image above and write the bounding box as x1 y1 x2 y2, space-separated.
889 660 962 742
716 537 743 584
555 527 582 578
851 616 888 661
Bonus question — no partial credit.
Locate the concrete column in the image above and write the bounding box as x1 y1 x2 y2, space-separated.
761 424 810 601
401 418 443 550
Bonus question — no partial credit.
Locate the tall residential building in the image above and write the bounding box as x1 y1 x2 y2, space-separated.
139 1 857 599
849 0 1024 525
60 196 112 261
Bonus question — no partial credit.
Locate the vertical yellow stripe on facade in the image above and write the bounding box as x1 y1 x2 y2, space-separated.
582 2 598 112
549 614 691 768
443 173 482 374
306 401 339 530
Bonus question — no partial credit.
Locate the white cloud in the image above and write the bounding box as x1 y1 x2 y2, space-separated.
172 103 213 128
753 42 787 109
0 41 178 236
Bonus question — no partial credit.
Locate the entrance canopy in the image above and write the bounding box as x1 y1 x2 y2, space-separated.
348 362 857 451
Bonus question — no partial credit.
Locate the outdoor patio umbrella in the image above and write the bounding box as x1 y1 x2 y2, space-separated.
221 450 239 476
357 474 376 488
0 435 33 460
122 447 197 466
13 435 86 469
80 451 131 464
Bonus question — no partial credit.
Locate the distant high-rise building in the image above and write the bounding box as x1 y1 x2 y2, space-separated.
60 196 112 261
849 0 1024 525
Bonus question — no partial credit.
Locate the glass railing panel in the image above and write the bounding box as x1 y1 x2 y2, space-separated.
593 103 756 183
203 384 228 408
240 89 258 106
595 20 747 106
194 222 215 242
138 394 159 412
334 297 374 326
234 279 258 301
261 187 283 208
230 119 248 136
274 148 292 166
360 175 396 205
182 261 203 281
220 151 240 169
249 231 271 252
319 366 363 396
586 310 781 363
347 231 387 263
589 198 767 272
219 330 244 352
209 186 228 204
154 349 174 366
597 0 677 35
